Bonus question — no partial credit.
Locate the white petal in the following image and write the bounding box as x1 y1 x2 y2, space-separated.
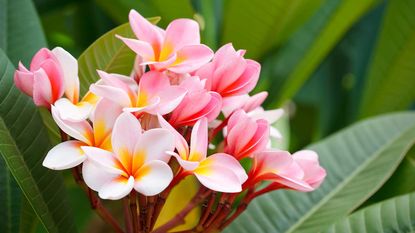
52 47 79 103
81 146 125 176
112 112 142 156
134 161 173 196
82 160 119 191
99 176 135 200
42 140 86 170
134 128 175 163
54 98 93 122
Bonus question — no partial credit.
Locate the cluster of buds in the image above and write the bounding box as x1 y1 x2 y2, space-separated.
14 10 326 233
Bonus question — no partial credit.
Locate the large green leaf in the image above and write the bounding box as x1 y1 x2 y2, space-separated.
77 17 159 94
324 192 415 233
221 0 323 59
271 0 380 106
0 50 77 233
359 0 415 118
0 157 20 233
0 0 47 65
225 112 415 233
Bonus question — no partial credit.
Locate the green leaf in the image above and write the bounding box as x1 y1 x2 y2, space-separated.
94 0 194 27
221 0 323 59
273 0 380 106
0 157 20 233
324 192 415 233
0 0 47 65
359 0 415 118
77 17 160 94
19 198 38 233
0 49 77 233
225 112 415 233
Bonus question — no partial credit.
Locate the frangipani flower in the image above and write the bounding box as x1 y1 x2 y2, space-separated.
225 110 269 160
90 70 186 115
158 115 247 193
117 10 213 73
250 150 315 192
195 43 260 97
223 92 284 140
82 112 175 199
14 48 65 108
292 150 326 189
168 76 222 127
42 99 122 170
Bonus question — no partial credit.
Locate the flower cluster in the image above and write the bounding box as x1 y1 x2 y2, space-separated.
14 9 326 233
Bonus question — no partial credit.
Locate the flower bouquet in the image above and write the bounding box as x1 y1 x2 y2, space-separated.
13 10 326 233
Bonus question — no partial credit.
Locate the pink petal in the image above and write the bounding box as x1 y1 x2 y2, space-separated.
52 47 79 103
51 105 94 144
172 153 200 171
134 160 173 196
293 150 326 189
168 45 214 73
157 114 189 159
42 140 86 170
152 86 187 115
30 48 55 70
38 59 65 101
90 83 132 108
116 35 155 61
97 70 137 100
129 10 163 52
243 92 268 112
32 69 53 107
138 71 170 97
221 95 249 117
224 59 260 96
134 128 175 163
207 153 248 183
14 62 34 97
99 176 135 200
189 118 208 161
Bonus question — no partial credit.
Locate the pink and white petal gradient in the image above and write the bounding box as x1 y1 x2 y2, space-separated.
42 140 86 170
118 10 213 73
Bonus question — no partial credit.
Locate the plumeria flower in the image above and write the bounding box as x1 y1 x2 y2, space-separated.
117 10 213 73
158 115 247 193
168 76 222 127
195 43 260 97
292 150 326 189
14 48 65 108
249 150 317 192
42 99 122 170
222 92 284 140
82 112 175 200
90 70 186 115
225 110 269 160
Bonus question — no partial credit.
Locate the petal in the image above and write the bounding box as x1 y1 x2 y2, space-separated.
194 157 244 193
224 59 260 96
138 71 170 97
160 18 200 60
243 92 268 113
14 62 34 97
111 112 142 165
129 10 163 50
52 47 79 103
171 152 200 171
51 105 94 144
81 146 126 176
157 114 189 159
82 160 119 191
189 118 208 161
254 150 294 175
116 35 155 61
39 59 65 101
134 128 175 164
248 108 284 124
221 95 249 117
90 83 132 108
134 161 173 196
99 176 135 200
54 98 93 122
206 153 248 183
30 48 55 70
92 99 123 149
42 140 86 170
293 150 326 188
32 69 53 107
152 86 187 115
168 45 214 73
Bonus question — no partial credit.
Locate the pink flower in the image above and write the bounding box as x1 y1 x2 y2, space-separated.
43 99 122 170
292 150 326 189
90 70 186 115
168 76 222 127
14 48 65 108
158 115 247 193
225 110 269 160
117 10 213 74
250 150 315 192
82 112 175 199
195 43 260 97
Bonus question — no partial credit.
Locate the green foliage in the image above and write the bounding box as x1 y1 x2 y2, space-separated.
359 0 415 118
324 192 415 233
225 112 415 233
0 50 77 233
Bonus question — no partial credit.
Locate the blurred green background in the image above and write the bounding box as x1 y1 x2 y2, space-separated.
1 0 415 232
